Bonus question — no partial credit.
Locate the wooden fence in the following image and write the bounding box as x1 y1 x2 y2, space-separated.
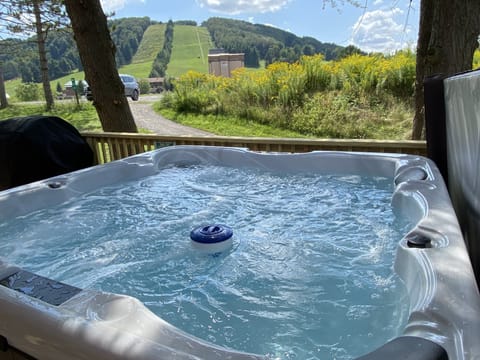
81 132 427 165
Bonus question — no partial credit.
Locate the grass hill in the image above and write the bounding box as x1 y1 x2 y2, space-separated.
121 23 166 78
167 25 213 77
131 23 166 64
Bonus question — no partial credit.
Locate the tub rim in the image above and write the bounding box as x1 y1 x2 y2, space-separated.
0 145 478 360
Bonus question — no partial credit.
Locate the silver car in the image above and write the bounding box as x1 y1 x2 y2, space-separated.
119 74 140 101
85 73 140 101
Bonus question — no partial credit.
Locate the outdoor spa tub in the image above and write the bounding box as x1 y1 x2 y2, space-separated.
0 146 479 360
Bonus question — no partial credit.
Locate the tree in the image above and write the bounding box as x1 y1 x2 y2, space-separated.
335 44 364 59
245 46 260 68
412 0 480 139
149 20 174 78
64 0 138 133
302 45 315 56
32 0 54 109
0 2 17 107
0 65 7 109
2 0 68 110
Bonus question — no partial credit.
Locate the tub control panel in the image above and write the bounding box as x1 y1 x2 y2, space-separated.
0 270 81 306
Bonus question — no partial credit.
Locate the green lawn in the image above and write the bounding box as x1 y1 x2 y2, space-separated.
0 102 101 132
119 61 154 80
156 106 308 138
167 25 212 77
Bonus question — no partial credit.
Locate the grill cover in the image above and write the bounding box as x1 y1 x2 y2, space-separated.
0 115 93 190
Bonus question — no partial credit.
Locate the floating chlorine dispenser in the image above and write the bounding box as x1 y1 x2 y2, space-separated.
190 224 233 253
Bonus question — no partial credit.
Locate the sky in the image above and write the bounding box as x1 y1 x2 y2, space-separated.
100 0 420 54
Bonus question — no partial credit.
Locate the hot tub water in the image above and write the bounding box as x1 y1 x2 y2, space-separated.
1 164 410 359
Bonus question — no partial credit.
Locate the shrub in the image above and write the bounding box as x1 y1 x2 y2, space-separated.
473 49 480 69
171 71 229 113
15 82 40 101
138 79 151 94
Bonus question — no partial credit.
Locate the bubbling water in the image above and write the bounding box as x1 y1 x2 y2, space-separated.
0 165 411 359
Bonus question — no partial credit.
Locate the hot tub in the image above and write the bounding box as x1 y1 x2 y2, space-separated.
0 146 479 360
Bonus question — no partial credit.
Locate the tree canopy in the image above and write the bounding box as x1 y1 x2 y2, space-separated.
203 17 345 65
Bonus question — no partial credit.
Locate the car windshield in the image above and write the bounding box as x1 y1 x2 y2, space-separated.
121 75 134 83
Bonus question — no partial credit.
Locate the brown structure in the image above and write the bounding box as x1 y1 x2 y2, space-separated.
147 77 165 93
208 53 245 77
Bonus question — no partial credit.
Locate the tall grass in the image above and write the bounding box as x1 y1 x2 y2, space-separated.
161 51 416 139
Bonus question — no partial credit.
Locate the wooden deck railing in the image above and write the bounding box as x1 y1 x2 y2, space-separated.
81 132 427 165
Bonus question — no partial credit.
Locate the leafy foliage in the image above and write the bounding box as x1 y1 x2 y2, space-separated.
174 20 197 26
138 78 150 94
14 82 40 101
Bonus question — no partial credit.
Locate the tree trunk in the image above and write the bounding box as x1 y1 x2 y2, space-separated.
33 0 54 110
0 65 8 109
412 0 480 139
64 0 138 133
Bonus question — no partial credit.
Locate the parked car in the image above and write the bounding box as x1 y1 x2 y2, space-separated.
86 74 140 101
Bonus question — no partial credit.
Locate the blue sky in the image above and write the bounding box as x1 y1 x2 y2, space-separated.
101 0 419 54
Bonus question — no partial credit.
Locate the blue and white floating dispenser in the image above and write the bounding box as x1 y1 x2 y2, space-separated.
190 224 233 253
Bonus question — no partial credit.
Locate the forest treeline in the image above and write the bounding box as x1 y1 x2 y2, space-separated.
149 20 174 77
1 17 152 82
0 16 349 82
203 17 359 66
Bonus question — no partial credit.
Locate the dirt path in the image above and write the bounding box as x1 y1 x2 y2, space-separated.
129 94 213 136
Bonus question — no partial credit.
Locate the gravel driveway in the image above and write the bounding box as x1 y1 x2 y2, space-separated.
129 94 212 136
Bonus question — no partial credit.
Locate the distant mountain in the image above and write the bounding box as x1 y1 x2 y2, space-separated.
202 17 346 66
0 16 352 82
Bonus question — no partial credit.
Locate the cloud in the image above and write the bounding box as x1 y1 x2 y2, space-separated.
196 0 290 14
350 8 408 53
100 0 127 13
100 0 145 13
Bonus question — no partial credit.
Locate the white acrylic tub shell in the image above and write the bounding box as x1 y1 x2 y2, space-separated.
0 146 479 360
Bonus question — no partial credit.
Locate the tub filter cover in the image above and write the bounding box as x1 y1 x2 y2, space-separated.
0 115 93 190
